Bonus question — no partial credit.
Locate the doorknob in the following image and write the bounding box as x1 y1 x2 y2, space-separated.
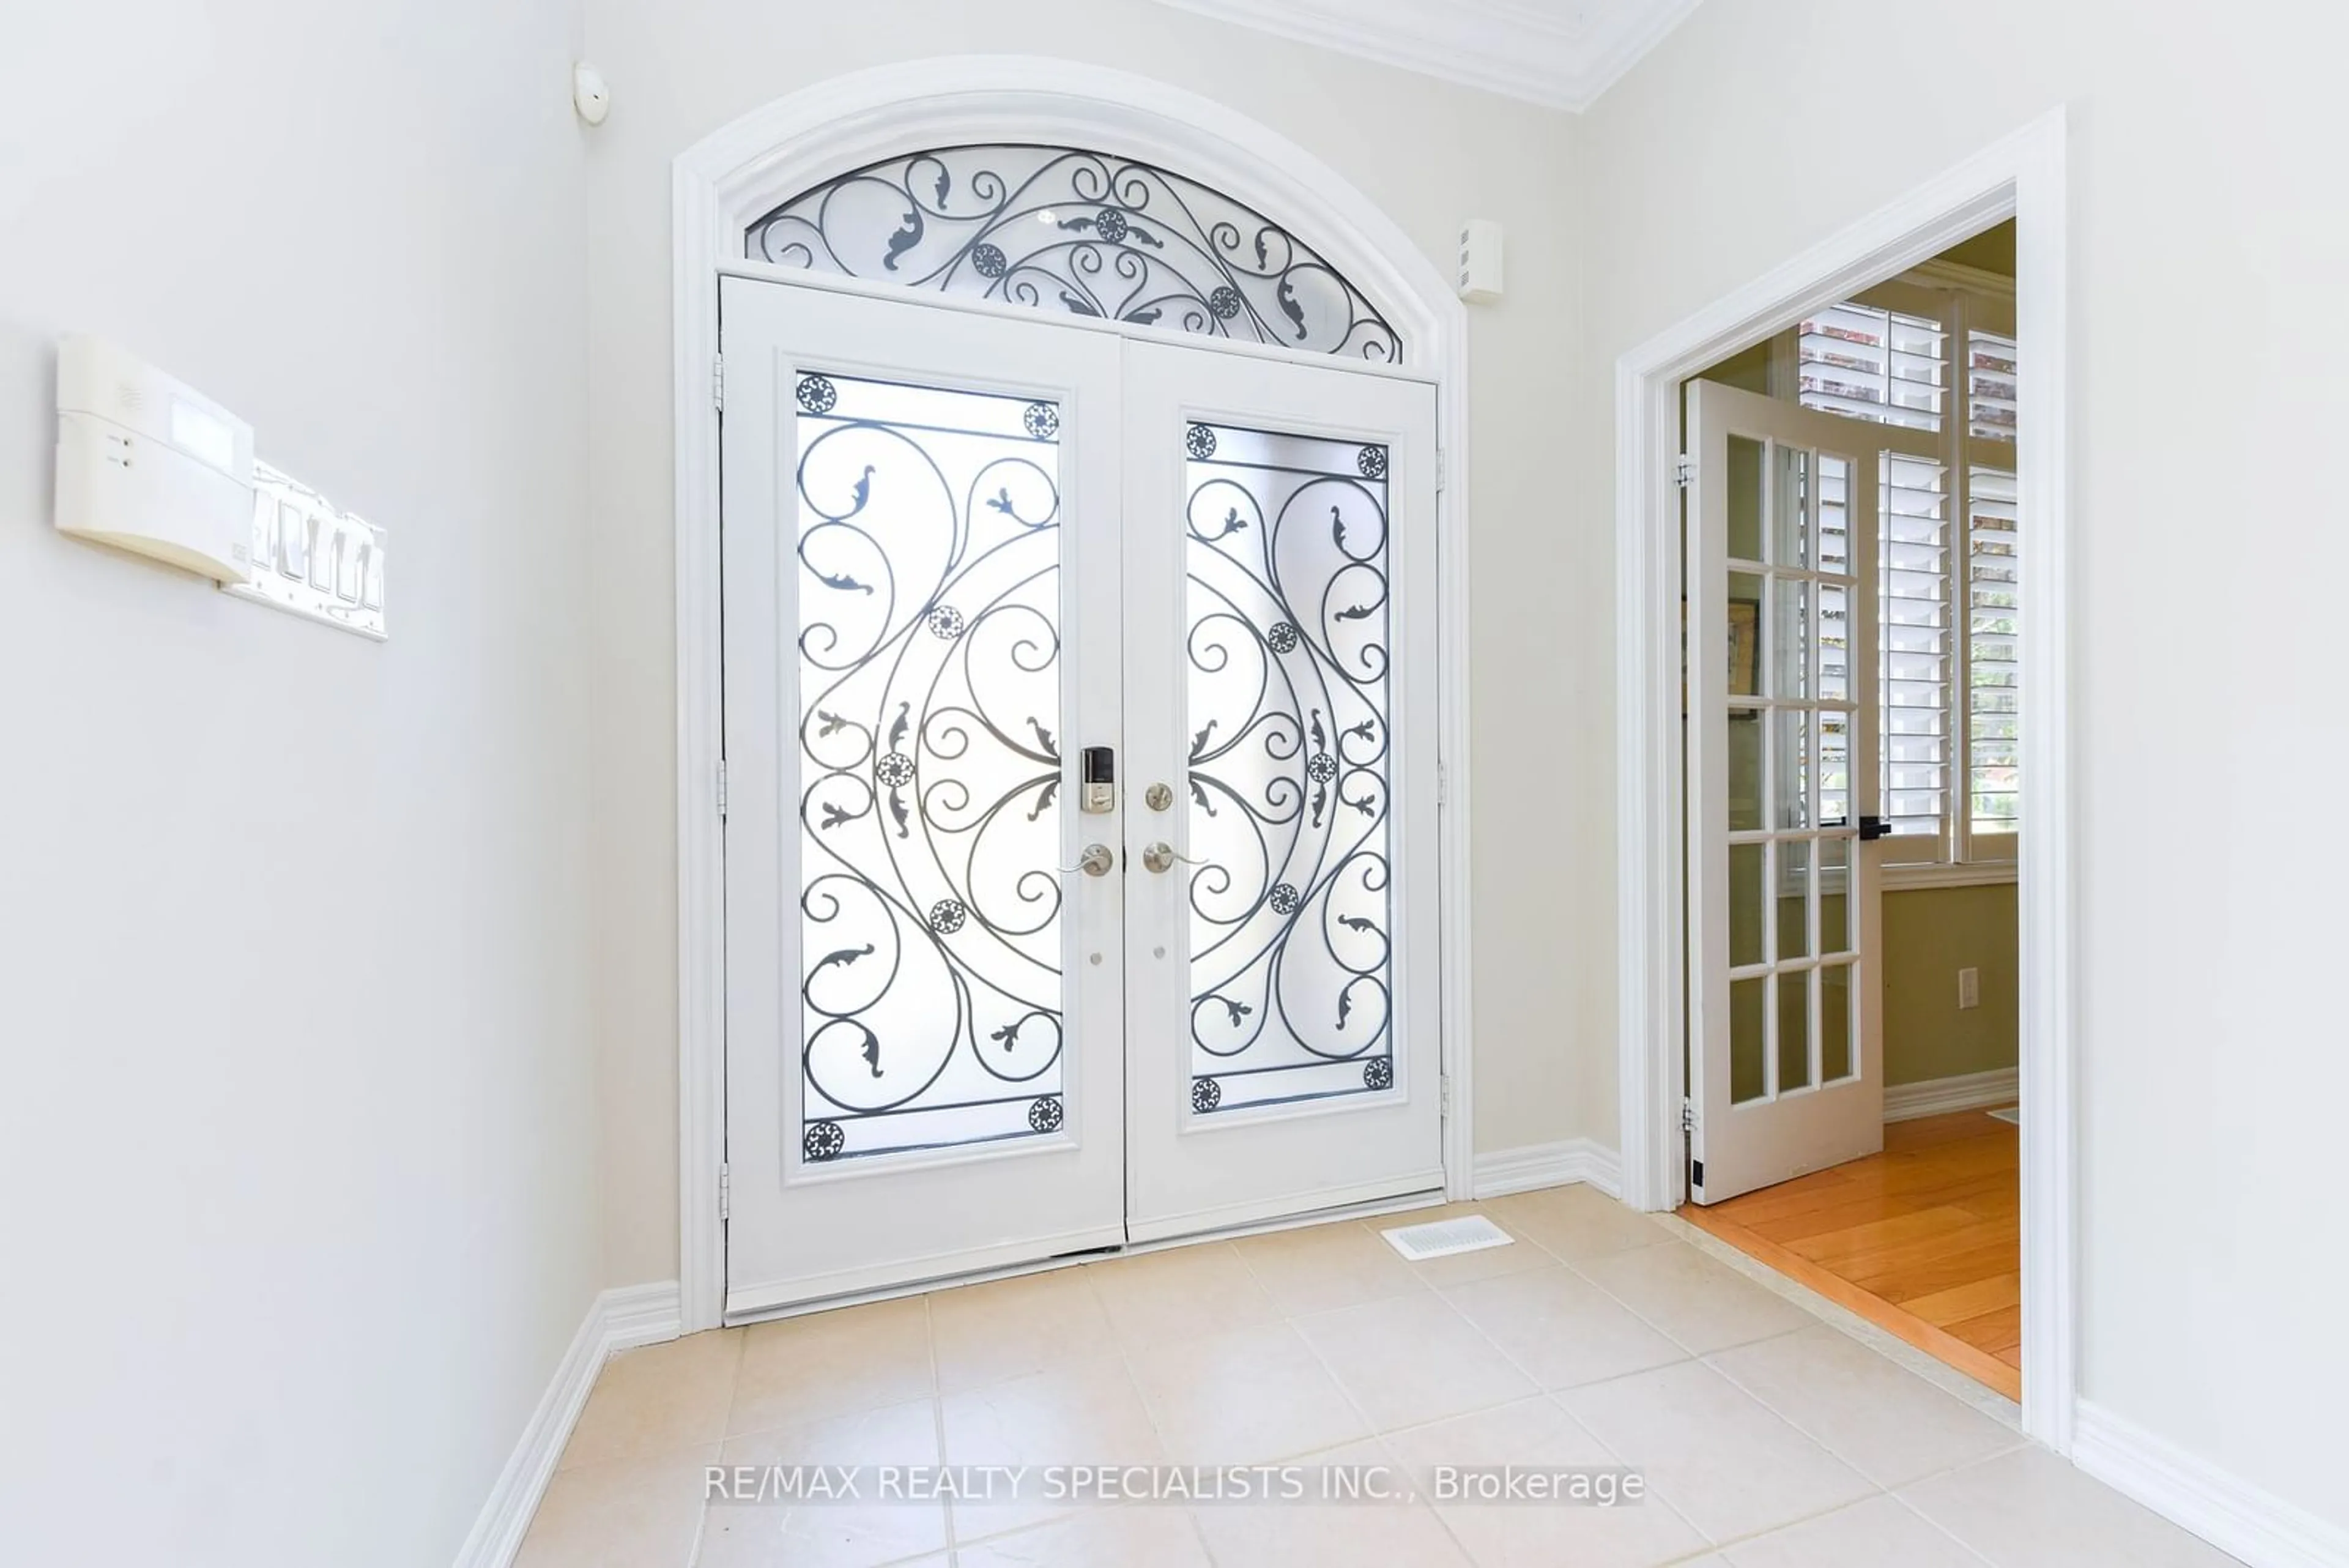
1141 841 1203 874
1064 843 1115 876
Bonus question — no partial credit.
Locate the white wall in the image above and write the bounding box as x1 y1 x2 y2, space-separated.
7 0 2342 1553
0 4 602 1564
578 0 1589 1286
1577 0 2349 1534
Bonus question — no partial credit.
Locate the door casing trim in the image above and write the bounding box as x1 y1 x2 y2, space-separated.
1612 108 2074 1449
674 56 1475 1334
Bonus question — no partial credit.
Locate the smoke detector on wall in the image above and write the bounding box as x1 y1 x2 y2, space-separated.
573 63 610 126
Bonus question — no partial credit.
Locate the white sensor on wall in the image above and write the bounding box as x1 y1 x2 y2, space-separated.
1457 219 1505 304
573 62 610 125
54 335 255 582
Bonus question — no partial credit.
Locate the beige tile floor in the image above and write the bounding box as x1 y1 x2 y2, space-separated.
517 1186 2244 1567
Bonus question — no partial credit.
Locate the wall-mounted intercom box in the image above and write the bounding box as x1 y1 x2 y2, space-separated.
54 335 255 582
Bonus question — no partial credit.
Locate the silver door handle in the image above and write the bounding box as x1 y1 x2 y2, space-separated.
1141 841 1204 874
1063 843 1115 877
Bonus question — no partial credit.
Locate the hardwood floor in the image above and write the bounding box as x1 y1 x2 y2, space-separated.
1679 1108 2021 1400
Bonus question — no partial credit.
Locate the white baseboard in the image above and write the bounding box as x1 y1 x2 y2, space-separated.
1472 1138 1622 1200
1882 1066 2018 1123
451 1280 683 1568
2073 1400 2349 1568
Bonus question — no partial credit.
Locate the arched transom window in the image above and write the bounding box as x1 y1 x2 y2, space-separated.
744 144 1402 362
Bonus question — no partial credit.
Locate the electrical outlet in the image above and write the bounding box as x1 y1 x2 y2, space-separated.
1958 967 1980 1009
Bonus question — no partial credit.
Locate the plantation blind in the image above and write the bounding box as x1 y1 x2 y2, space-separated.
1797 302 1953 853
1880 453 1952 844
1797 303 1945 434
1790 289 2019 864
1967 466 2020 844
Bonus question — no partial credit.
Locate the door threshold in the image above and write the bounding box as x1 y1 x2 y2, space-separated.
1676 1200 2021 1401
720 1187 1447 1329
1123 1186 1446 1254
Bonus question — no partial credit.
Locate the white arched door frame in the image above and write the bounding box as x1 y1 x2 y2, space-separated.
672 56 1474 1331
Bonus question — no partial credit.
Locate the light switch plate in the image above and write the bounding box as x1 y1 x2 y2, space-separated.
221 460 387 641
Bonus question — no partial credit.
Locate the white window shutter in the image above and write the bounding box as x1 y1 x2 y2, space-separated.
1967 329 2019 443
1879 454 1951 850
1784 291 2019 865
1967 465 2020 841
1818 457 1853 827
1798 304 1946 433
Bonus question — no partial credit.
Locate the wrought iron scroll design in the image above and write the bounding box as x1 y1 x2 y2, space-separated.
747 146 1401 363
1182 423 1395 1115
793 371 1071 1161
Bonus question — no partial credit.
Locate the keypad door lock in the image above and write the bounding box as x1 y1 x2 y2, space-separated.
1082 745 1115 814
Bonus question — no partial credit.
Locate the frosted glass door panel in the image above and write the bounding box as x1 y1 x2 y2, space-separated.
1181 421 1395 1115
791 371 1071 1162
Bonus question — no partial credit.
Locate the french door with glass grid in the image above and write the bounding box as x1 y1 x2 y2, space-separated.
718 278 1441 1315
1685 380 1885 1205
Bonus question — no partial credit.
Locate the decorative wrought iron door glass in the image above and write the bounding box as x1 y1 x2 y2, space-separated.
793 371 1069 1161
748 146 1400 362
1182 422 1395 1114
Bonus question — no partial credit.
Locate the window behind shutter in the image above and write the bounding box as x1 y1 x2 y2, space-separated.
1819 458 1853 827
1968 329 2019 443
1768 284 2016 868
1798 300 1953 856
1798 303 1945 433
1880 455 1951 849
1967 466 2020 842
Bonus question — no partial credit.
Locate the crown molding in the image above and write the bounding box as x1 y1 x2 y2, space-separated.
1148 0 1702 112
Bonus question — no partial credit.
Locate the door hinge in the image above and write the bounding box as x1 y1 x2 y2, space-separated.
1439 1073 1452 1117
712 353 725 414
1673 453 1694 489
1435 448 1447 493
1681 1098 1696 1135
718 1161 730 1221
1436 760 1448 809
716 759 729 819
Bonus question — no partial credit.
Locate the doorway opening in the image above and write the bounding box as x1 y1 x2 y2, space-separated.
1676 223 2027 1400
1611 110 2073 1447
672 62 1480 1335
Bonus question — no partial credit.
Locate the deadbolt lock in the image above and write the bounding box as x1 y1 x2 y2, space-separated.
1143 782 1174 812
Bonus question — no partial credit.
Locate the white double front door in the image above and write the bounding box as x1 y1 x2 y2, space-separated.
719 277 1442 1316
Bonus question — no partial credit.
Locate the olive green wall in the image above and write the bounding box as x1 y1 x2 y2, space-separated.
1937 217 2017 278
1883 882 2019 1085
1724 875 2011 1095
1702 337 1774 395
